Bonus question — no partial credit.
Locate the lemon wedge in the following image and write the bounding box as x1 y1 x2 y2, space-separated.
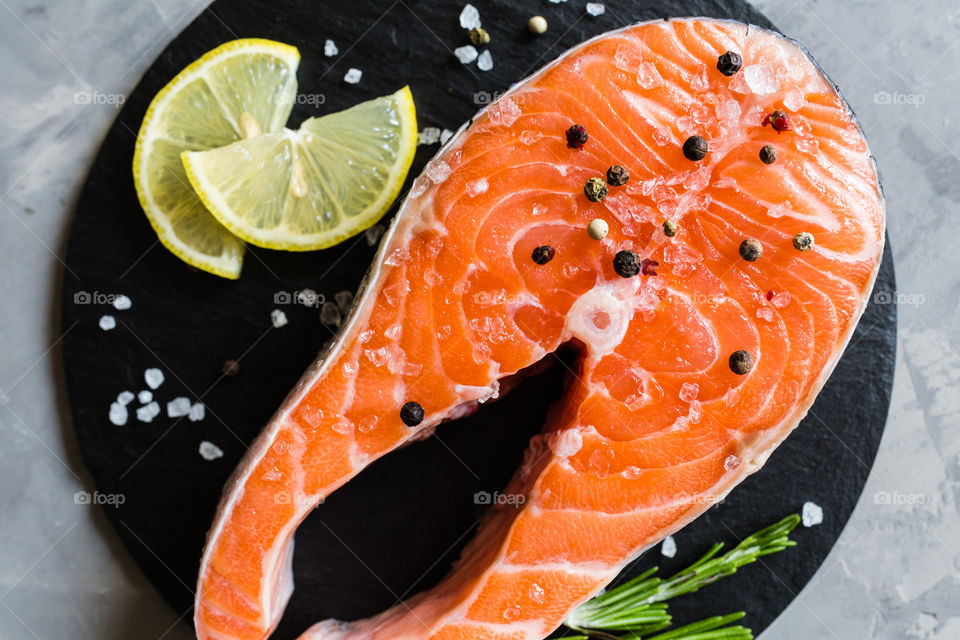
133 39 300 278
181 87 417 251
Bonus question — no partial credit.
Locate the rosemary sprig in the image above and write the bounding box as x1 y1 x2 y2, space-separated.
563 514 801 639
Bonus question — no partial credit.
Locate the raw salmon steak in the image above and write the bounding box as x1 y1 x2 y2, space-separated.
195 17 884 640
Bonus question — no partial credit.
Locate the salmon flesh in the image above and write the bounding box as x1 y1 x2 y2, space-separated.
195 17 885 640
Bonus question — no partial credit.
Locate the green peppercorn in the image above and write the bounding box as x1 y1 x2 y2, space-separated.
793 232 814 251
606 165 629 186
584 177 608 202
729 350 754 375
469 27 490 46
739 238 763 262
662 220 677 237
759 144 778 164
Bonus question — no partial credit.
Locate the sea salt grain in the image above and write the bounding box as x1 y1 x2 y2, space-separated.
679 382 699 402
343 68 362 84
112 294 132 310
585 2 605 16
724 454 740 471
520 130 542 145
188 402 206 422
271 309 288 328
771 291 792 308
466 178 488 196
99 315 116 331
425 160 452 184
324 39 338 57
418 127 441 145
320 302 342 327
199 441 224 461
440 128 454 143
637 62 662 89
743 64 780 95
144 368 164 390
108 402 128 426
365 224 385 247
459 3 481 29
138 390 153 403
477 50 493 71
782 88 806 111
802 501 823 527
136 401 161 423
454 45 478 64
117 391 134 405
167 397 191 418
660 535 677 558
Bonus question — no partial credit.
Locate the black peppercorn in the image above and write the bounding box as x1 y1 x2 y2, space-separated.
759 144 778 164
566 124 588 149
717 51 743 76
606 165 630 186
613 250 640 277
739 238 763 262
531 245 555 264
729 350 754 375
682 136 709 161
400 401 424 427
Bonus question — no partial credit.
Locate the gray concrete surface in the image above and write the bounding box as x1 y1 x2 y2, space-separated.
0 0 957 638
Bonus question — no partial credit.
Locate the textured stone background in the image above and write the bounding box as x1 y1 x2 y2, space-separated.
0 0 956 638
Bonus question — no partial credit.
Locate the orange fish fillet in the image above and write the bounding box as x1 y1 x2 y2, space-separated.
194 18 884 640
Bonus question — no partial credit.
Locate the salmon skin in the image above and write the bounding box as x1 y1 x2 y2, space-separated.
195 17 884 640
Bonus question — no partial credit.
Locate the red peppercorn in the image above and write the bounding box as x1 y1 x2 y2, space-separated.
640 258 659 276
765 290 775 301
762 110 792 133
566 124 588 149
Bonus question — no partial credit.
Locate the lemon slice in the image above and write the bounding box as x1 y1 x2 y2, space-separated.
133 39 300 278
181 87 418 251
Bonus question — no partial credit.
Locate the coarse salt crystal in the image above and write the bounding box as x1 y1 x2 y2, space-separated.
320 302 342 327
109 402 128 426
418 127 441 145
297 289 319 307
425 160 452 184
520 130 543 145
117 391 134 405
783 88 806 111
199 441 223 461
99 315 116 330
136 401 160 423
743 64 780 95
144 368 164 390
167 397 191 418
585 2 605 16
679 382 699 402
112 294 132 310
724 454 740 471
365 224 385 247
637 62 662 89
343 68 362 84
137 390 152 403
466 178 488 196
454 44 478 64
802 501 823 527
771 292 792 308
477 50 493 72
661 535 677 558
188 402 205 422
497 98 520 127
757 307 776 322
271 309 288 328
549 429 583 457
440 128 454 143
459 3 481 29
324 39 338 57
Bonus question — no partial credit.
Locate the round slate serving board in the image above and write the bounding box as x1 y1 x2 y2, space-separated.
60 1 897 638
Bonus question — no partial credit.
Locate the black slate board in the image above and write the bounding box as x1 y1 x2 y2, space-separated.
60 1 897 638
